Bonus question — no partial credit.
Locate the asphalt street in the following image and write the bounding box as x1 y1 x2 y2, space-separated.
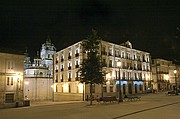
0 92 180 119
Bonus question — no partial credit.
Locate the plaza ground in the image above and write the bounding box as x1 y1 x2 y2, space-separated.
0 92 180 119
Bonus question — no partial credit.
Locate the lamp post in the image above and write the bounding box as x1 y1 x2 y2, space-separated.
174 70 178 95
117 61 123 103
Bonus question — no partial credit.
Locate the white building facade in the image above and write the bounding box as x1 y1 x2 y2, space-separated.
24 37 56 101
53 40 151 101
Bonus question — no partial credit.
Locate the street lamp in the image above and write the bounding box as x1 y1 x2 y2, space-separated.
174 70 178 95
117 61 123 103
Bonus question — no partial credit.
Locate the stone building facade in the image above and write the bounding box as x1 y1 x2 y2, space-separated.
151 58 179 91
0 51 24 108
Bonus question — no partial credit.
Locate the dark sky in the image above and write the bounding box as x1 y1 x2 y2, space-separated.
0 0 180 62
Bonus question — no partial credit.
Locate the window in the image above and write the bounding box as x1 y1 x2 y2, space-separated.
127 53 130 59
75 60 79 68
7 77 13 86
115 50 119 57
7 77 10 85
68 72 71 81
123 72 125 79
5 94 14 103
109 48 113 56
68 62 71 70
61 64 64 71
122 52 125 58
61 54 64 62
75 60 78 65
8 61 10 69
11 77 13 85
75 49 79 57
135 73 137 79
75 72 79 81
68 51 72 59
61 74 63 82
55 74 58 82
109 60 112 67
7 61 13 69
134 63 137 69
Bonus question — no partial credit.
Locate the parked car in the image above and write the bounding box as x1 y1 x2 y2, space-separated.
165 91 175 96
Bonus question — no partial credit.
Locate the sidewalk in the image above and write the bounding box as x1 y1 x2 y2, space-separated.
30 100 83 107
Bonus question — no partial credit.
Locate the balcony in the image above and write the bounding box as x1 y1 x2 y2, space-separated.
121 66 127 69
143 58 146 62
68 78 71 81
109 64 113 67
75 65 79 68
75 53 79 57
68 67 71 70
115 54 120 57
68 56 71 59
61 68 64 71
101 51 107 55
108 52 113 56
61 79 63 82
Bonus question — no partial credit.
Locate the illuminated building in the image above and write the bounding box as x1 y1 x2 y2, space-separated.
151 58 179 91
0 51 24 108
53 40 151 101
24 37 56 101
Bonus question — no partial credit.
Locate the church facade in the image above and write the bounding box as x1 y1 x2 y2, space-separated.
24 37 56 101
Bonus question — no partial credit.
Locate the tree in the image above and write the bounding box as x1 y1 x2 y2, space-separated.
78 29 104 105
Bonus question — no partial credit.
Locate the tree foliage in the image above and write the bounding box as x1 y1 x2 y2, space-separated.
78 29 104 105
79 29 104 85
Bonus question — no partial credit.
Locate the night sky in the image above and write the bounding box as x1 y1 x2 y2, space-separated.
0 0 180 63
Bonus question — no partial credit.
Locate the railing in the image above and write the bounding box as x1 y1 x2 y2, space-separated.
68 78 71 81
61 79 63 82
75 53 79 57
68 56 71 59
101 51 107 55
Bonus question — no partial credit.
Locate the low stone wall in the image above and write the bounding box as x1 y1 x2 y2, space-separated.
53 93 83 101
0 101 28 109
0 103 15 109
